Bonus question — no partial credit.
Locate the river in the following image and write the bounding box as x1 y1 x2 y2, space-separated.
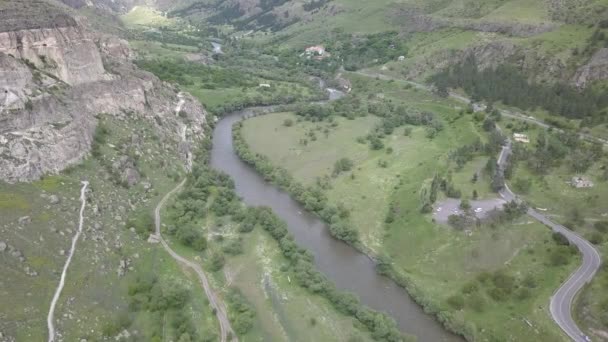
209 90 462 342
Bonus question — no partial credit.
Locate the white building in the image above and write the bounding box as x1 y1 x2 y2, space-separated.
571 176 594 188
513 133 530 143
305 45 325 56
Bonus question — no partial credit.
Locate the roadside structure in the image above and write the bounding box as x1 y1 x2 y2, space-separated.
513 133 530 143
571 176 594 188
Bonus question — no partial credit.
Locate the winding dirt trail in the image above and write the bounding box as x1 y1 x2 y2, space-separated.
154 179 236 342
47 181 89 342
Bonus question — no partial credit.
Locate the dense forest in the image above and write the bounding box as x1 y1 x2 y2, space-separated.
429 56 608 122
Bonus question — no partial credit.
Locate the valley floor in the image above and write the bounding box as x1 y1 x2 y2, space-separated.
236 77 581 341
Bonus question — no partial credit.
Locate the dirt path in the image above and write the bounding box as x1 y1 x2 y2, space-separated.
47 181 89 342
154 179 236 342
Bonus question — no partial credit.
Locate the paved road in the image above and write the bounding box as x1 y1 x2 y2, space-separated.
154 180 237 342
354 70 608 147
497 141 601 342
47 181 89 342
359 69 603 341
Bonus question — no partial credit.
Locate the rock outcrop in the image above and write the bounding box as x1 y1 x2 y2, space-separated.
573 48 608 88
0 0 207 183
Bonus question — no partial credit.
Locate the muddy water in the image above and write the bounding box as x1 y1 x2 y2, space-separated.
209 93 463 342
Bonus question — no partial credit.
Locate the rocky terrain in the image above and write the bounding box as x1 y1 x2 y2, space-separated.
0 0 206 183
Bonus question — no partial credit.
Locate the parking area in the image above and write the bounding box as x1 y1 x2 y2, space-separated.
433 198 507 224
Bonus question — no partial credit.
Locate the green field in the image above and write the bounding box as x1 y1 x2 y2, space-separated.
121 6 171 29
238 76 579 341
224 229 373 341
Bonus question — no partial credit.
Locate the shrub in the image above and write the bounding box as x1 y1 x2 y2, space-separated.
467 294 485 312
594 221 608 232
589 232 603 245
209 252 225 272
333 157 354 176
447 295 465 310
550 249 570 266
552 232 570 246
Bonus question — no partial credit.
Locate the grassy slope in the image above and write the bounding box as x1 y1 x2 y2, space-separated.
0 115 219 340
239 75 578 341
495 118 608 340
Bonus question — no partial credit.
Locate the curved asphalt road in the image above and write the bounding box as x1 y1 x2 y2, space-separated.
498 141 601 342
358 70 603 341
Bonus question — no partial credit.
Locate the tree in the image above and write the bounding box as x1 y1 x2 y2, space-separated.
513 178 532 194
552 232 570 246
333 158 354 176
472 190 478 200
594 221 608 232
447 294 465 310
209 252 225 272
460 199 471 211
485 157 497 175
491 172 505 192
448 214 468 230
283 118 294 127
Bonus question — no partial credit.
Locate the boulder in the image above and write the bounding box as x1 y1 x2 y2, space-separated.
49 195 60 204
18 216 31 225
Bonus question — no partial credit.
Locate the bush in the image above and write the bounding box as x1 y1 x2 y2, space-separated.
176 225 207 251
223 238 244 255
461 282 479 295
589 232 603 245
594 221 608 232
459 199 471 211
283 118 294 127
333 157 354 176
226 289 255 335
448 214 467 230
127 210 154 236
447 295 465 310
209 251 225 272
513 178 532 194
550 249 570 266
552 232 570 246
467 294 485 312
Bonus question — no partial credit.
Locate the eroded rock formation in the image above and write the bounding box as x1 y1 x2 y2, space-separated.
0 1 206 183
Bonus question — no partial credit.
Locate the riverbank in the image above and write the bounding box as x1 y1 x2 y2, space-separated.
232 77 579 341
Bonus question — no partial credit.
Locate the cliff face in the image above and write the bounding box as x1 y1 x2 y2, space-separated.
0 25 106 85
0 2 206 183
573 48 608 88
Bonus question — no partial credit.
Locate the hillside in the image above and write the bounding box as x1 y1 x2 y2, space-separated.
0 0 214 340
141 0 608 92
2 0 608 341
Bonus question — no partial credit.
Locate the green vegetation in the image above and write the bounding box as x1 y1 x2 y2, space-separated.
158 118 408 341
429 55 608 121
236 75 580 340
0 113 211 340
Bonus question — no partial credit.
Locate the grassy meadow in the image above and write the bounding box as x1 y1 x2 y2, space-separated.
238 75 579 341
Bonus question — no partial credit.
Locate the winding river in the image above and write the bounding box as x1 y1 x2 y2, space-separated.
209 91 462 342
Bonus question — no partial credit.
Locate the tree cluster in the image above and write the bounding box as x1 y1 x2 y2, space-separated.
429 55 608 120
233 122 360 244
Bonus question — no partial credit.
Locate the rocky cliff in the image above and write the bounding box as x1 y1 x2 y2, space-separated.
0 0 206 183
573 48 608 88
